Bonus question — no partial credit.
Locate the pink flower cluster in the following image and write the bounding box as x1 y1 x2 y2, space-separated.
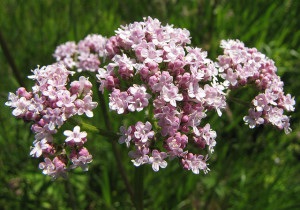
53 34 107 72
97 17 294 174
6 17 295 177
5 64 97 179
99 17 226 174
218 40 295 134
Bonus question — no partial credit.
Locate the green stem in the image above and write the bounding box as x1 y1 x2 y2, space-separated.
228 95 251 107
69 116 135 204
0 30 26 87
97 91 135 206
65 179 78 210
69 117 118 139
134 166 144 210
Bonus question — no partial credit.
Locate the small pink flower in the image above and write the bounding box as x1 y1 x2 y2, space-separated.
39 158 55 175
149 150 168 172
75 95 98 117
56 90 76 108
154 105 180 136
266 107 286 129
140 42 163 63
105 36 120 57
181 153 209 174
134 121 154 143
160 84 183 107
197 124 217 153
30 139 51 158
129 146 150 166
127 85 151 112
243 108 264 128
11 97 30 117
16 87 32 99
185 105 206 136
188 81 206 102
70 147 93 171
253 94 270 112
32 123 54 142
279 93 295 112
114 54 136 79
70 76 92 96
165 132 188 157
78 34 107 56
119 125 134 147
53 41 77 68
39 157 67 179
151 71 173 92
77 53 100 72
163 41 185 62
53 41 77 60
203 84 226 116
109 89 129 114
224 68 238 86
64 126 87 145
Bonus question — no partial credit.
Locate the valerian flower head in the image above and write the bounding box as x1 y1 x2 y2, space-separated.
96 17 294 174
6 64 97 178
6 17 295 177
218 39 295 133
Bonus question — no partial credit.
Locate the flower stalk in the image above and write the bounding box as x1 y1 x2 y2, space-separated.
134 166 144 210
97 91 135 206
68 117 118 139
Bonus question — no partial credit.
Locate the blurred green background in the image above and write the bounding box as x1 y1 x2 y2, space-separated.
0 0 299 209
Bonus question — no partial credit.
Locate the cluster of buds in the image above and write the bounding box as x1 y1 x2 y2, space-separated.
5 17 295 178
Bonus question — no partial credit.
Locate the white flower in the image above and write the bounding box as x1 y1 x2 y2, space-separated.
64 126 87 144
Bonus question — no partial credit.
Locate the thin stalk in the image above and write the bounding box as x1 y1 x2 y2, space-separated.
69 117 118 139
97 91 135 205
0 30 26 87
65 180 78 210
134 166 144 210
228 95 251 107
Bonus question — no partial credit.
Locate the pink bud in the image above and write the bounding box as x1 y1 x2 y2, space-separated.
70 81 81 95
181 115 189 123
17 87 32 99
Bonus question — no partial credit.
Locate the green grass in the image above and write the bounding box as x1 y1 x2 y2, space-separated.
0 0 299 209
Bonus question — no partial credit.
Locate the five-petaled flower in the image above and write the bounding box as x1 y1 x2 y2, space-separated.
64 126 87 145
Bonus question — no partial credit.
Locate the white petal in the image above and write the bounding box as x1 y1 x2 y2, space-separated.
63 130 73 136
152 163 160 172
